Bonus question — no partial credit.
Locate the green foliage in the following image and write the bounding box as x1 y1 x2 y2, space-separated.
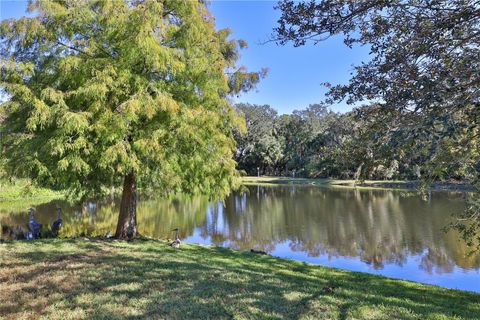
234 102 478 186
234 103 283 175
0 0 260 201
273 0 480 246
234 103 407 180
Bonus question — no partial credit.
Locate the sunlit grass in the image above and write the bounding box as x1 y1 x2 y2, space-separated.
1 239 478 319
0 179 64 205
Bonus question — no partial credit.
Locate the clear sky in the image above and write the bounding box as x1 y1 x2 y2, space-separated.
0 0 370 114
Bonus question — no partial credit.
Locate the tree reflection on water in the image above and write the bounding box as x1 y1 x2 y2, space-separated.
1 185 478 274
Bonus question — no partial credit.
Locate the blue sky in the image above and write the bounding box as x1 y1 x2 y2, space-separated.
0 0 370 114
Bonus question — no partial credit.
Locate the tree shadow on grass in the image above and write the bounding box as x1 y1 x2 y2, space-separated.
1 239 479 319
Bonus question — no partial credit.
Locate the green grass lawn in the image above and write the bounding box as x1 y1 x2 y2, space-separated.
1 239 478 319
0 179 64 203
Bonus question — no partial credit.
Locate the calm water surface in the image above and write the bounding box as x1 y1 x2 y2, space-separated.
1 185 479 292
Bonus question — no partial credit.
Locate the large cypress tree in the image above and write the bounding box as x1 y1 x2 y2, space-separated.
0 0 261 239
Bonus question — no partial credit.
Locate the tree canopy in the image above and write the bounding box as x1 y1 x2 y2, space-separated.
234 103 283 175
233 102 426 181
274 0 480 247
0 0 262 238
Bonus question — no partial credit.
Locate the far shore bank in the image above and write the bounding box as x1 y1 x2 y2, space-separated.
0 176 473 206
242 176 474 192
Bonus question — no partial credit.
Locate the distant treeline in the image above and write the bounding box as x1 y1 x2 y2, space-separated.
233 103 475 182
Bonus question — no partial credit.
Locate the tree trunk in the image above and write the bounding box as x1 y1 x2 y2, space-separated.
115 169 137 239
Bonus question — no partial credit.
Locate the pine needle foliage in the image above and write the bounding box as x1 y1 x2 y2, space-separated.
0 0 258 202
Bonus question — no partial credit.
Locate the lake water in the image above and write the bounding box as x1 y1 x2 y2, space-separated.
1 184 479 292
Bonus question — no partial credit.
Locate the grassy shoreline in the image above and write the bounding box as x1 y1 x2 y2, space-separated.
242 176 473 192
0 176 469 206
0 179 64 203
1 239 479 319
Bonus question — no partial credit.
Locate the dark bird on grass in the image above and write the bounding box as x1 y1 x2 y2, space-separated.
28 207 41 239
250 249 268 255
51 207 63 237
170 228 181 248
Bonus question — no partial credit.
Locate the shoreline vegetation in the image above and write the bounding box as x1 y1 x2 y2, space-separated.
0 238 479 319
0 179 64 203
0 176 471 205
241 176 474 192
0 175 471 213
